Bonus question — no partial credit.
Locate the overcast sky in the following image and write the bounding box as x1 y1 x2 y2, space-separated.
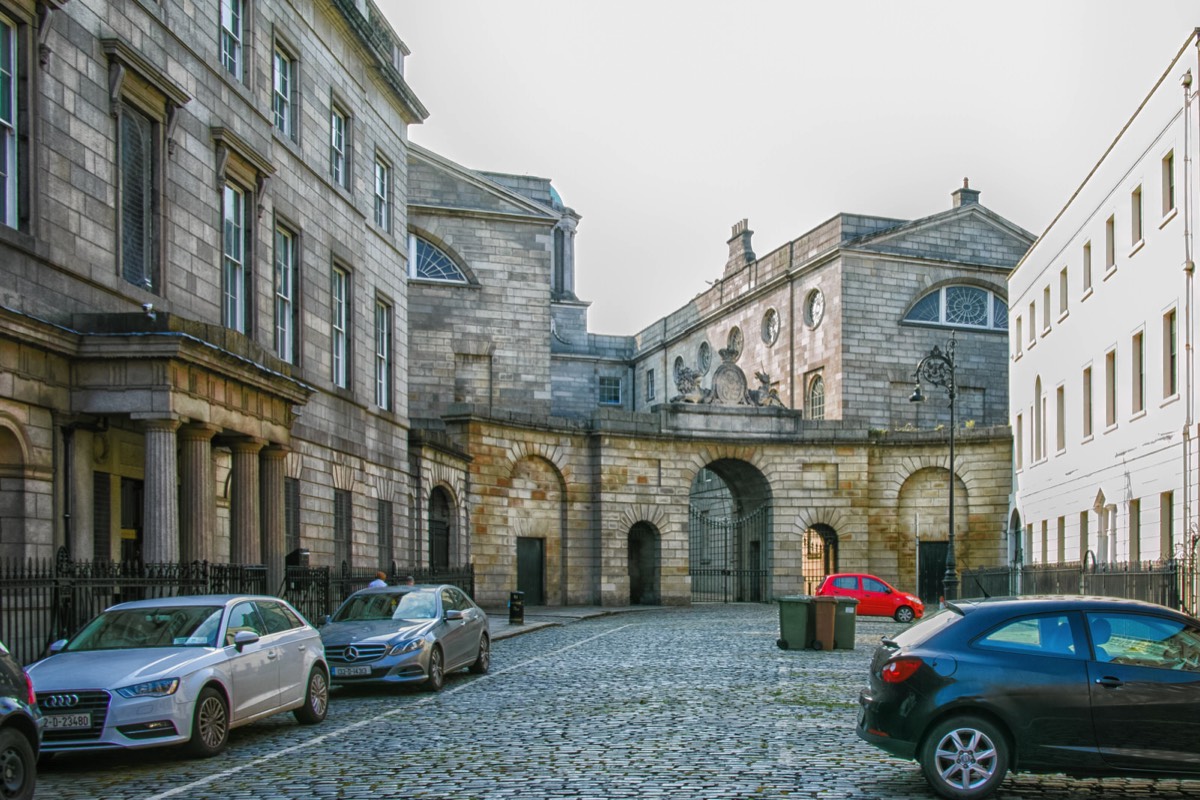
382 2 1199 334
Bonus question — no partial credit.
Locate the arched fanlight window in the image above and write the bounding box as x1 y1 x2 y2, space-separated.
408 233 468 283
904 285 1007 331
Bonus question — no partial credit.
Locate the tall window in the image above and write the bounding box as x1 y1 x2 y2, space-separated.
1159 491 1174 561
598 376 622 405
222 183 248 333
377 498 393 570
1055 385 1065 453
1034 376 1044 462
1164 309 1178 397
1014 316 1023 357
1129 498 1141 562
119 106 159 292
1163 151 1175 216
1131 185 1143 245
1104 215 1115 271
1082 241 1092 293
373 156 391 231
0 14 18 228
273 226 298 363
333 488 351 568
331 266 349 388
272 48 296 140
1056 517 1066 563
1058 268 1068 315
330 105 348 188
1015 413 1023 469
1105 350 1117 428
1042 286 1050 331
284 477 301 556
220 0 244 80
1131 332 1145 414
1027 301 1035 345
1079 511 1089 563
1082 366 1093 439
807 374 825 420
645 369 655 402
902 285 1007 330
374 299 392 410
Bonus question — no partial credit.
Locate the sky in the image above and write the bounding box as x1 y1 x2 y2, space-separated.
382 1 1200 335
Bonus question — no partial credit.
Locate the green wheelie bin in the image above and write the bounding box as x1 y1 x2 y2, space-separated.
832 597 859 649
776 595 813 650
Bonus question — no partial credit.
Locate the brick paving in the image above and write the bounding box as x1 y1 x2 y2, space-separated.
35 604 1200 799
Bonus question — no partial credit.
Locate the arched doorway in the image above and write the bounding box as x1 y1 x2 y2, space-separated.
0 426 25 560
628 522 661 605
801 524 838 594
688 459 772 602
428 487 452 571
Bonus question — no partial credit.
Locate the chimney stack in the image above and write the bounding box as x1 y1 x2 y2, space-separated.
952 177 980 208
725 219 755 274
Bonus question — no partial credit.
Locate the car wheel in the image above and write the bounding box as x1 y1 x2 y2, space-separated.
919 715 1009 800
469 634 491 674
895 606 916 623
293 665 329 725
425 646 445 692
186 686 230 758
0 727 36 800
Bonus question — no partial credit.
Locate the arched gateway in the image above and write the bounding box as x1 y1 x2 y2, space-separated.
688 459 771 602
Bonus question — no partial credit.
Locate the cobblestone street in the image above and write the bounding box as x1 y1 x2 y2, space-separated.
35 604 1200 799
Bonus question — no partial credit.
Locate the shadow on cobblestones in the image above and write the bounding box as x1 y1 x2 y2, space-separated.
33 604 1200 800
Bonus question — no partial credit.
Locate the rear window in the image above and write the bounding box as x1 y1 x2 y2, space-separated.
891 605 962 647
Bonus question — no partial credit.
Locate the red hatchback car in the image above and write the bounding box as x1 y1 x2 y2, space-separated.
816 573 924 622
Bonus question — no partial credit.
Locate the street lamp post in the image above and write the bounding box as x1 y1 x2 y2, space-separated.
909 334 959 601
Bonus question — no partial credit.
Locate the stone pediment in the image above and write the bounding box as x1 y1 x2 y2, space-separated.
850 205 1034 269
408 144 560 222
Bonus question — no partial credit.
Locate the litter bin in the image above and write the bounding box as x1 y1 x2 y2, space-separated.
776 595 813 650
812 596 838 650
508 591 524 625
832 597 859 650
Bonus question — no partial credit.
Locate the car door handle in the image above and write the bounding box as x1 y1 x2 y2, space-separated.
298 644 306 651
1094 676 1123 687
267 649 278 660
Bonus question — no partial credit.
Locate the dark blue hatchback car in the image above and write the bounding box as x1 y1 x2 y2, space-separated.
0 638 41 800
858 596 1200 800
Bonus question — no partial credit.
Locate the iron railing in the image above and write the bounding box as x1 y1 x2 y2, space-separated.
0 549 474 666
959 560 1181 609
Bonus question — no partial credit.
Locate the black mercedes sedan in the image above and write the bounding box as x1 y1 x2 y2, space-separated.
857 596 1200 800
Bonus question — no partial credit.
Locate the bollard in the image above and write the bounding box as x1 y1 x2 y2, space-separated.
508 591 525 624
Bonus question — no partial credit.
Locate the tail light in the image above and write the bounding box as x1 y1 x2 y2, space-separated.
880 656 923 684
22 670 35 706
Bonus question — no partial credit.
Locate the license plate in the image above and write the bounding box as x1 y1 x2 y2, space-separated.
334 665 371 677
45 713 91 730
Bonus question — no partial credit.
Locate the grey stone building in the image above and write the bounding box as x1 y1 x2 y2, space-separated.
0 0 1032 611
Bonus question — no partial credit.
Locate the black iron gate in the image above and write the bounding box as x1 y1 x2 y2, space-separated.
688 506 769 602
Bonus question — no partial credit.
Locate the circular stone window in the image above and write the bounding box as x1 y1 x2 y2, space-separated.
804 289 825 328
761 308 780 345
698 341 711 374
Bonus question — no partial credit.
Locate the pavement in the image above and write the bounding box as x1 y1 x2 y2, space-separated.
484 603 665 640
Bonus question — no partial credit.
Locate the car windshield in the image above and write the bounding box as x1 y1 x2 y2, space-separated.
67 606 224 650
332 591 437 622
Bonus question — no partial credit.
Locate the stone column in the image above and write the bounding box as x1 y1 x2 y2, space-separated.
179 424 219 564
67 427 95 561
229 438 265 565
138 416 181 563
260 445 287 594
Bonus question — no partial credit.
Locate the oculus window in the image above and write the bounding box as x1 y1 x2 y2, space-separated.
904 285 1007 331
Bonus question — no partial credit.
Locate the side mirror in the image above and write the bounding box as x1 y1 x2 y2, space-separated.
232 630 260 651
48 639 67 655
444 609 465 622
322 614 332 627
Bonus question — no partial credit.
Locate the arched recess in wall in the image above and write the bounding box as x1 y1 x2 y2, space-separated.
1009 508 1023 566
0 420 28 558
627 521 661 605
428 485 455 571
801 524 838 594
507 455 566 606
897 467 969 602
688 457 772 603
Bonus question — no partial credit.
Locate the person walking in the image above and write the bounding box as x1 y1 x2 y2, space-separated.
368 571 388 588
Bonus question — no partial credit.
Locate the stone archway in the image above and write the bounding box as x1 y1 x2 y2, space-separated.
688 458 772 602
898 467 970 601
801 524 838 594
0 425 26 559
627 522 661 605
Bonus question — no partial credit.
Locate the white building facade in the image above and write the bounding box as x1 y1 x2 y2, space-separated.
1009 32 1200 573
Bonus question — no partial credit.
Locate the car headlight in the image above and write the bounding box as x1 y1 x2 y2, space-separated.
116 678 180 698
387 637 427 656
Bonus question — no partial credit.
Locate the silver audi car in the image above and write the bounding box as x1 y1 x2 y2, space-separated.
321 584 490 691
26 595 328 758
